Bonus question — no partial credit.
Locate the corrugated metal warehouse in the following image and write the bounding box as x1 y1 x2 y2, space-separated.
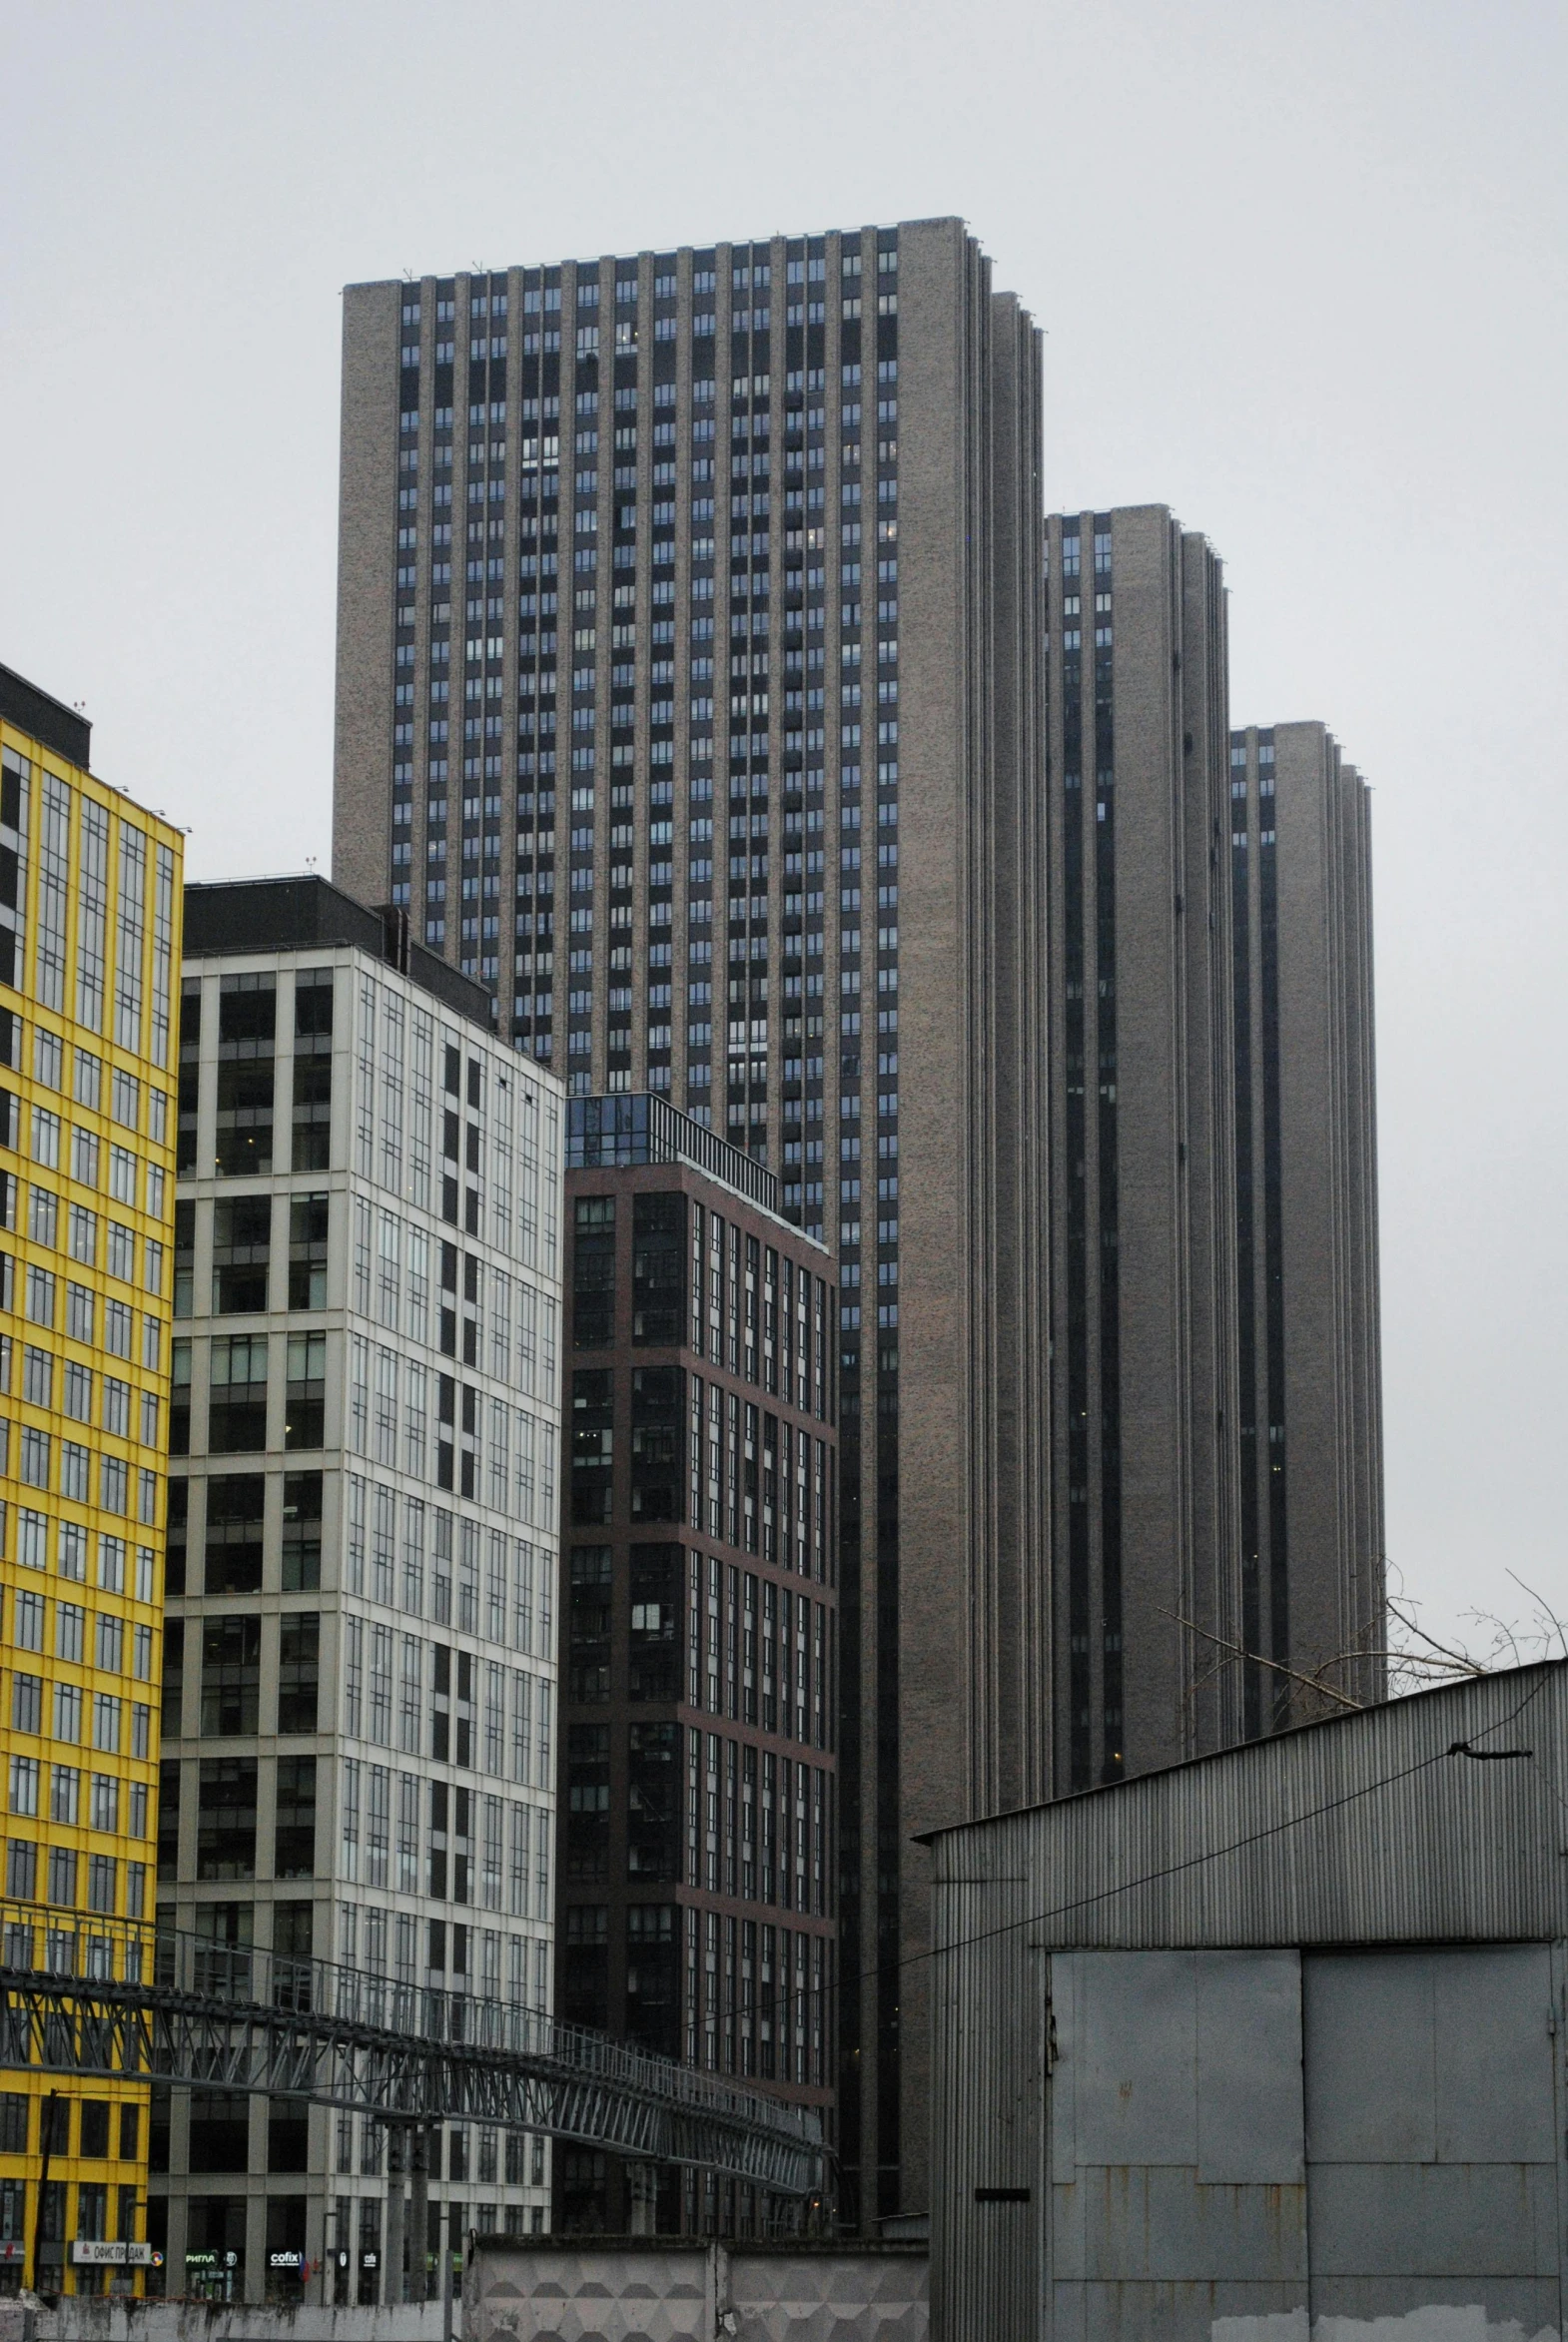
923 1661 1568 2342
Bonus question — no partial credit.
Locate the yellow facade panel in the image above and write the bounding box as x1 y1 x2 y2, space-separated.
0 708 181 2295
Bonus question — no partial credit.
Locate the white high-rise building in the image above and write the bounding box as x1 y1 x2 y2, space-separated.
152 876 563 2306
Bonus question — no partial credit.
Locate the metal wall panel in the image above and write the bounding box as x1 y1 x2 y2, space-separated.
929 1665 1568 1960
1046 1950 1308 2339
1304 1945 1561 2324
1064 1952 1200 2166
1196 1952 1304 2184
929 1868 1044 2342
929 1674 1568 2340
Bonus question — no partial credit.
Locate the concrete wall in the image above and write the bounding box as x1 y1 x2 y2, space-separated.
465 2238 928 2342
34 2307 448 2342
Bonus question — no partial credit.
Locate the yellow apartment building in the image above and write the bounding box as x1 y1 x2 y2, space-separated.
0 664 181 2296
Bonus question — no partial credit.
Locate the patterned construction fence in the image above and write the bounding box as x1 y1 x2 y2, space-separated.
465 2238 929 2342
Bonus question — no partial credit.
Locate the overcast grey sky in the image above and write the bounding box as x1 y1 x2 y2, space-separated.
2 0 1564 1656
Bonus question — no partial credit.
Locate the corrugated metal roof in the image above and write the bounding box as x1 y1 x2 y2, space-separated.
927 1661 1567 1952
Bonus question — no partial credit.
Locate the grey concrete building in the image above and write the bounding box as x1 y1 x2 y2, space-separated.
333 221 1048 2227
154 878 563 2301
924 1661 1568 2342
1043 507 1239 1791
1227 723 1383 1721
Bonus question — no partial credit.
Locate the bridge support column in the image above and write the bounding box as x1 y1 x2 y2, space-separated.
385 2122 407 2305
409 2124 430 2300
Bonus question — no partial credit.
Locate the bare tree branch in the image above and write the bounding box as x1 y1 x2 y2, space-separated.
1163 1613 1366 1711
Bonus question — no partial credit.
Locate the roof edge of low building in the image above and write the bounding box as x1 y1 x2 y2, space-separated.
183 872 499 1032
565 1090 829 1252
0 660 92 771
913 1654 1568 1845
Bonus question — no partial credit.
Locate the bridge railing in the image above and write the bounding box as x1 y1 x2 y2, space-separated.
0 1897 822 2154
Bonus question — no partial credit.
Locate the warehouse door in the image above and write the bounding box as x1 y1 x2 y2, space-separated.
1302 1945 1562 2335
1047 1949 1308 2340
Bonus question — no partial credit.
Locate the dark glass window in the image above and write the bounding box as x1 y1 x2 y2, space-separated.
570 1368 614 1524
287 1194 329 1308
161 1618 185 1738
165 1476 188 1596
285 1331 326 1449
211 1194 272 1314
560 1904 608 2028
201 1617 261 1735
204 1475 265 1595
571 1194 615 1346
274 1902 313 1964
277 1615 320 1733
208 1334 269 1453
215 975 276 1176
292 974 333 1172
197 1758 257 1879
624 1905 678 2056
157 1759 180 1879
557 2149 606 2234
564 1727 610 1886
267 2100 309 2175
626 1722 679 1883
79 2100 110 2159
170 1339 192 1456
632 1191 685 1342
630 1365 683 1522
628 1544 680 1701
76 2181 107 2241
177 980 202 1175
189 2091 250 2172
567 1546 612 1706
194 1901 253 1992
282 1472 323 1591
274 1755 317 1879
174 1197 195 1318
185 2194 247 2277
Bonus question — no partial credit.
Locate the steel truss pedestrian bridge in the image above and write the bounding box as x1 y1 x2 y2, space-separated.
0 1899 823 2198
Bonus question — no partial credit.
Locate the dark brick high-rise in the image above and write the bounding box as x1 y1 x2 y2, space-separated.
555 1095 835 2233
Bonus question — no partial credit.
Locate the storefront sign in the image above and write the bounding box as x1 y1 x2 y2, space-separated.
72 2242 155 2266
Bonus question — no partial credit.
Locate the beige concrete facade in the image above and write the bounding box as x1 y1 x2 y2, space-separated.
333 220 1048 2227
1044 506 1240 1793
332 286 401 920
1041 508 1383 1792
1228 722 1383 1720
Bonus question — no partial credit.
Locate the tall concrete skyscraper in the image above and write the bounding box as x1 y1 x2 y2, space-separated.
1044 506 1239 1791
334 219 1048 2224
1226 723 1383 1721
1042 509 1385 1793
